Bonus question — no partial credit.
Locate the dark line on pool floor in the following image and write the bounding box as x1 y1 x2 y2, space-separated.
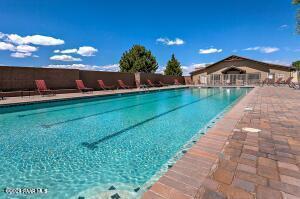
18 90 181 118
41 93 185 128
81 91 222 150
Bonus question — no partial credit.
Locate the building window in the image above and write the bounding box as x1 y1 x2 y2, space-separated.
276 73 284 78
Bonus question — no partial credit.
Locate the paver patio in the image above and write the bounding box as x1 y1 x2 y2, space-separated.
143 86 300 199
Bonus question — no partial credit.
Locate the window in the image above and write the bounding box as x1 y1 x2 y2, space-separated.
276 73 284 78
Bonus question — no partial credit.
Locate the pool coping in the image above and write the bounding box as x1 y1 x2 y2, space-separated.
0 86 189 108
142 86 258 199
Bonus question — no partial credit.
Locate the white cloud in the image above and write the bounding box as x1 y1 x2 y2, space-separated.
50 55 82 62
15 45 38 53
244 46 279 53
0 42 15 51
6 34 64 46
11 52 32 58
45 63 119 72
263 60 290 66
199 48 222 54
279 24 289 30
181 63 212 75
77 46 98 56
60 48 78 54
54 46 98 57
0 32 5 39
156 38 185 46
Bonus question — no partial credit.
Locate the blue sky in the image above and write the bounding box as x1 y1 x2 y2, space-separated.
0 0 299 74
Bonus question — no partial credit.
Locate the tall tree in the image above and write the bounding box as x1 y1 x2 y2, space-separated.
292 61 300 84
119 45 158 73
293 0 300 33
164 54 183 76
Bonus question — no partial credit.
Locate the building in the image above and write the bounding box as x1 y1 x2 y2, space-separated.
190 55 294 85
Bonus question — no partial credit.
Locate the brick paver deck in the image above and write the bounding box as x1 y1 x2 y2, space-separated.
143 87 300 199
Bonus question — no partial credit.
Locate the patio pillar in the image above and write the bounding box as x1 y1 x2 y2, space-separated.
135 72 141 88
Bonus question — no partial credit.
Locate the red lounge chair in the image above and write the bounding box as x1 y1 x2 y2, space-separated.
274 77 283 86
281 77 293 86
174 79 182 85
75 80 94 93
117 80 135 89
0 90 4 100
261 78 269 86
290 81 300 89
186 79 194 85
159 81 169 86
35 80 55 96
97 80 116 90
147 79 161 87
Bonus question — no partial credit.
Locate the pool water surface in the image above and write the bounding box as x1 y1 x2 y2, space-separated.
0 87 251 198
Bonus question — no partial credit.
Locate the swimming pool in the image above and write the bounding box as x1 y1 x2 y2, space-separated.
0 87 251 199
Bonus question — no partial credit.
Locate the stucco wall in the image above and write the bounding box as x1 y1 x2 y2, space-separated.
191 59 292 83
79 70 135 89
0 66 79 91
0 66 188 96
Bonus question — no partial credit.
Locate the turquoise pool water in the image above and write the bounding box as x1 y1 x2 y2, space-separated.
0 87 251 199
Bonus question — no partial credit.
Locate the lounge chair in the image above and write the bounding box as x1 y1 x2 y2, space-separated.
75 80 94 93
290 82 300 89
260 78 269 86
159 81 169 86
0 90 4 100
280 77 293 86
117 80 135 89
174 79 182 85
97 80 116 90
147 79 161 87
274 77 283 86
35 80 56 96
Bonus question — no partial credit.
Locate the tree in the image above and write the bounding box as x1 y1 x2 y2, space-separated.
164 54 183 76
292 61 300 84
119 45 158 73
293 0 300 4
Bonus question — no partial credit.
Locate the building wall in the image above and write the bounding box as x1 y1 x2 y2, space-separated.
191 59 292 83
291 71 299 83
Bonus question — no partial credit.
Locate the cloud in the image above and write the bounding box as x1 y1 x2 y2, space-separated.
45 63 119 72
279 24 289 30
77 46 98 56
181 63 212 75
15 45 38 53
199 48 222 54
0 42 15 51
0 42 38 58
263 60 290 66
6 34 64 46
10 52 32 58
0 32 5 39
156 38 185 46
244 46 279 53
55 48 77 54
50 55 82 62
54 46 98 57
